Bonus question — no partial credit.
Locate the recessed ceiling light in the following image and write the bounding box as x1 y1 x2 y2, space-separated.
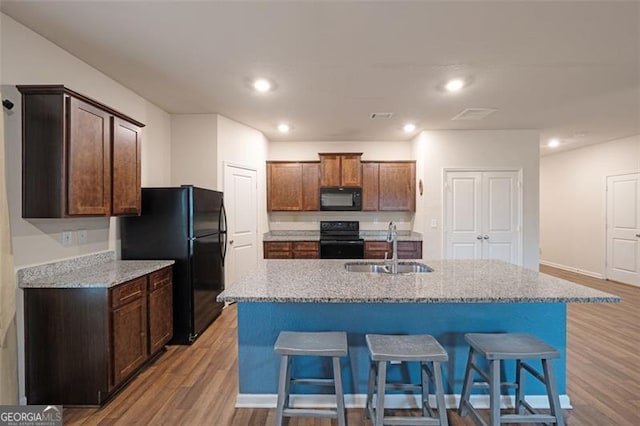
445 79 465 92
253 78 272 93
403 123 416 133
277 123 290 133
548 138 560 148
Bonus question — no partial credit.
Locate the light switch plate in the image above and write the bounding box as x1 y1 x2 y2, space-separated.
430 219 438 228
77 229 88 244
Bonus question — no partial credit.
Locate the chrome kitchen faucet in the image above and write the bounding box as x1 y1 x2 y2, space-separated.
385 221 399 274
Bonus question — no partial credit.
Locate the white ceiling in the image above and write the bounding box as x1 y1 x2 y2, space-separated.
2 1 639 155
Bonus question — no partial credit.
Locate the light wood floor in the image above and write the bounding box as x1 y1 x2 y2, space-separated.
64 266 639 425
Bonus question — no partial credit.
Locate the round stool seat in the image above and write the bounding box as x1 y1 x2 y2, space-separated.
274 331 348 357
465 333 560 360
366 334 448 362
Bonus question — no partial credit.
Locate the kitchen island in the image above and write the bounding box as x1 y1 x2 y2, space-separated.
218 259 618 409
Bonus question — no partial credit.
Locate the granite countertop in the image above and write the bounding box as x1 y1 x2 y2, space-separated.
218 259 620 304
18 251 174 289
263 230 422 241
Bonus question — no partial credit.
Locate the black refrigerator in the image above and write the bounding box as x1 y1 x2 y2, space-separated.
121 185 227 344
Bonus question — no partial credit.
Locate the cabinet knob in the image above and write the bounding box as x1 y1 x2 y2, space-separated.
483 235 490 240
476 235 483 240
636 233 640 238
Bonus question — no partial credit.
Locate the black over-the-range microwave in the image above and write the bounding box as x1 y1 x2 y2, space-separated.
320 187 362 211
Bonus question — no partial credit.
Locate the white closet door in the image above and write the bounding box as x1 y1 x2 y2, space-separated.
445 170 522 265
445 172 483 260
606 173 640 286
483 172 521 264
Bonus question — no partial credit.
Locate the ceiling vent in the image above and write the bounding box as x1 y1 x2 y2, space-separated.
451 108 498 121
370 112 394 120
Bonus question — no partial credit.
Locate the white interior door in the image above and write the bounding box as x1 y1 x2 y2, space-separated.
445 170 522 265
445 172 483 259
223 163 258 286
606 173 640 286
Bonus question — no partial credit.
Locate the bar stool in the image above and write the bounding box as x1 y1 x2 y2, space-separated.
458 333 565 426
274 331 348 426
365 334 449 426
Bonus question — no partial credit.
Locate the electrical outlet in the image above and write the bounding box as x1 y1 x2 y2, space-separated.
61 231 73 247
77 229 88 244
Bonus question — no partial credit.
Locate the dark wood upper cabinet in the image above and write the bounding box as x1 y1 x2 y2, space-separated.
112 117 142 215
18 85 145 218
301 162 320 211
362 162 380 211
319 153 362 187
378 162 416 211
361 161 416 212
267 161 320 211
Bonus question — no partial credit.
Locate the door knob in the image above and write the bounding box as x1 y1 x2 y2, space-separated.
636 234 640 238
229 240 235 245
483 235 490 239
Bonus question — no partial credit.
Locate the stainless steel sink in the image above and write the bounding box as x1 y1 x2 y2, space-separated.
345 262 433 274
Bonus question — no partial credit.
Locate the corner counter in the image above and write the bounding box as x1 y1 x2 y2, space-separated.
218 259 618 410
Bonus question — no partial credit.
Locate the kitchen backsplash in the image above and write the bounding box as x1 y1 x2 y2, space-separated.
268 211 414 231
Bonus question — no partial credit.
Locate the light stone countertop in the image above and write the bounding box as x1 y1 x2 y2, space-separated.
263 231 422 241
18 252 174 289
217 259 620 304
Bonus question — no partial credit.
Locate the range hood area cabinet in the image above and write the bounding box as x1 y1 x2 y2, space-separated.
267 161 320 211
319 153 362 187
362 161 416 212
18 85 144 218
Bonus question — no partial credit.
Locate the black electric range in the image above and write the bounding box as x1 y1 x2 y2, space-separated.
319 221 365 259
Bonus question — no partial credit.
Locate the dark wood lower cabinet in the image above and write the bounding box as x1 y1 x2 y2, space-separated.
24 266 173 406
264 241 319 259
364 241 423 259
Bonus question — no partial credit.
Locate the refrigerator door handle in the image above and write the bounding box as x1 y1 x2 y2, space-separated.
220 202 228 265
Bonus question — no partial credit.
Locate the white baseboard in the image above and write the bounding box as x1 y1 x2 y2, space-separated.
235 393 572 410
539 260 604 279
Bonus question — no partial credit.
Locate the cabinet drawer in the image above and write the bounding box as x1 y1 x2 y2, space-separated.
365 241 390 251
149 267 172 292
264 241 292 251
293 251 319 259
292 241 319 251
111 276 146 309
265 251 293 259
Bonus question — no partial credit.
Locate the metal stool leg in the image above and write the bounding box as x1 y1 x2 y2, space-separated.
375 361 387 426
365 361 376 420
421 361 429 417
433 361 449 426
275 354 290 426
489 359 500 426
543 359 565 426
458 348 476 416
515 359 525 415
332 356 346 426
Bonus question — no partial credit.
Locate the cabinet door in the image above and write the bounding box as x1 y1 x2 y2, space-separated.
267 163 303 211
320 154 341 187
302 163 320 211
340 154 362 186
362 163 379 211
379 163 416 211
264 242 293 259
148 268 173 355
398 241 422 259
67 96 111 215
111 296 147 387
112 117 142 215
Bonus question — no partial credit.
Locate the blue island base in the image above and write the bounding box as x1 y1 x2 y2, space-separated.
236 302 570 409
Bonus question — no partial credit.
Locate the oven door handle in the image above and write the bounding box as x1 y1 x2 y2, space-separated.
320 240 364 244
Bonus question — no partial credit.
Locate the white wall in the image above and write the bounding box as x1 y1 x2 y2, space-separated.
170 114 218 189
216 115 270 255
268 140 415 231
540 134 640 277
412 130 540 270
1 13 172 268
1 13 172 404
